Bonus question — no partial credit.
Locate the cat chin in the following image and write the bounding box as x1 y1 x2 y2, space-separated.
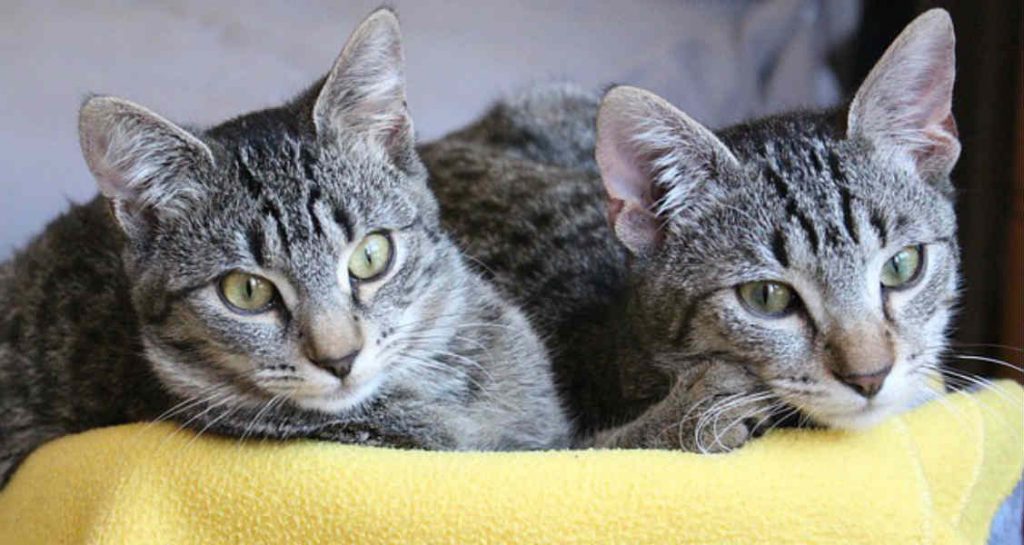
799 387 928 430
783 367 941 430
806 403 902 430
288 373 385 415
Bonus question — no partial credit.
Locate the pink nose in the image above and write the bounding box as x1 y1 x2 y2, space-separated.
834 365 892 398
308 351 359 379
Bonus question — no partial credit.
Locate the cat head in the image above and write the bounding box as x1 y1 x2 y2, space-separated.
78 9 464 417
596 9 960 429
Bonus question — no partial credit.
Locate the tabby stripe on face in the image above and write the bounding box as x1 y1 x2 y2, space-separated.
838 187 859 243
236 152 263 200
162 338 206 357
824 224 844 248
785 199 820 252
262 201 291 258
763 166 790 200
299 147 318 184
672 289 718 347
895 214 910 232
381 250 430 308
333 205 354 242
870 210 889 247
808 148 825 172
826 152 846 186
306 185 324 238
771 229 789 268
146 283 206 326
246 224 266 266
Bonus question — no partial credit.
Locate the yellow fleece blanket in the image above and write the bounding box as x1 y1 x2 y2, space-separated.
1 382 1021 545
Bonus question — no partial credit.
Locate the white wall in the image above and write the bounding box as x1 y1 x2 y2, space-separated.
0 0 856 257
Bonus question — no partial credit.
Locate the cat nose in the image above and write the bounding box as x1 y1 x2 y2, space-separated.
834 365 892 398
298 307 363 379
826 322 894 399
308 350 360 379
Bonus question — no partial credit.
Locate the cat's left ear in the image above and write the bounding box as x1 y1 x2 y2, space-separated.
596 86 742 256
79 96 215 239
848 9 959 186
313 9 417 171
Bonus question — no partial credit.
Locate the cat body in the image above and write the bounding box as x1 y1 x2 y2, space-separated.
421 87 663 434
425 10 961 450
0 10 568 486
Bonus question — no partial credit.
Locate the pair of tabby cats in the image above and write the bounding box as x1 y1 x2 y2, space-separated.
0 8 960 484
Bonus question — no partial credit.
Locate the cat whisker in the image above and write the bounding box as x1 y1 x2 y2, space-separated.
709 399 782 452
237 393 286 445
693 391 775 454
754 405 801 440
153 392 236 454
947 353 1023 373
918 363 1018 432
396 353 518 413
184 403 243 451
948 342 1024 354
708 396 780 450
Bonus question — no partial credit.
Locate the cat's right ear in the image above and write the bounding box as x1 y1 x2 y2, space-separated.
313 9 417 171
596 86 741 255
79 96 214 238
847 9 959 187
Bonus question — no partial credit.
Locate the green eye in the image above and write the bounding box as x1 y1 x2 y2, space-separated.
738 281 795 317
348 232 393 281
881 245 923 288
219 272 277 313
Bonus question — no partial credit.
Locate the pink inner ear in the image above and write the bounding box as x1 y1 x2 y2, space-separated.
597 119 655 211
597 129 664 255
381 105 412 151
849 10 959 177
915 111 958 159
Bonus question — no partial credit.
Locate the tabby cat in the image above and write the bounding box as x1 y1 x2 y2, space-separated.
424 9 960 451
0 9 568 486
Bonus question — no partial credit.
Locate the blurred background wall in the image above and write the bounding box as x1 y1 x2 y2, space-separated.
0 0 858 258
0 0 1020 379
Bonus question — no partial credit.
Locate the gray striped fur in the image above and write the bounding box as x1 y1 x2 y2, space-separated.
425 10 960 451
0 9 568 486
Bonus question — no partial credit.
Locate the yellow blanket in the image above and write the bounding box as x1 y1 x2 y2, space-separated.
1 382 1021 545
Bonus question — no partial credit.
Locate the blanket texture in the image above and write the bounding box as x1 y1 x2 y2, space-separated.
1 382 1021 544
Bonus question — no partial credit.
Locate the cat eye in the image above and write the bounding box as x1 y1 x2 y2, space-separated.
880 245 924 289
219 271 278 313
348 232 393 282
737 281 796 318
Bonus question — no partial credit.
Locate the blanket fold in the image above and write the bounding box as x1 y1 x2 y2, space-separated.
1 382 1021 544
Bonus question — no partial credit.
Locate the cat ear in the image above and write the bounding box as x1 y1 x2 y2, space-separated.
848 9 959 185
313 9 416 170
596 86 741 255
79 96 214 238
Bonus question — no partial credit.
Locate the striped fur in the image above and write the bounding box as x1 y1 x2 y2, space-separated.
426 10 961 451
0 9 568 487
